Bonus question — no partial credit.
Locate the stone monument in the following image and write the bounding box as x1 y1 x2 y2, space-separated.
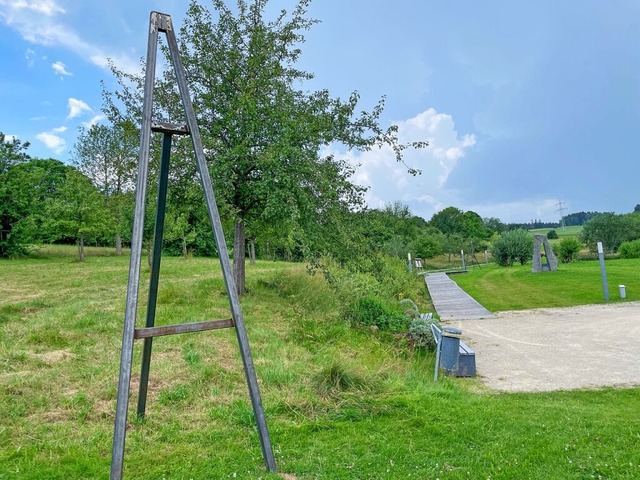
532 234 558 272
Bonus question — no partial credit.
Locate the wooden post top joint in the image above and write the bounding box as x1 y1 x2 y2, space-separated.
151 122 190 136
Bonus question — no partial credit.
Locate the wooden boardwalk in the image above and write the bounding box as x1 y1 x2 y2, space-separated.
424 272 494 320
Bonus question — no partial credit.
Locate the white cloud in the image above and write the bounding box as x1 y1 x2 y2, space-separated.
0 0 140 74
323 109 570 225
25 47 36 66
394 108 477 187
52 60 71 77
9 0 65 16
36 130 66 154
52 125 66 133
82 114 105 129
334 108 476 220
67 98 92 119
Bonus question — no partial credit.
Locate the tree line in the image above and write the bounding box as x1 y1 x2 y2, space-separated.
3 127 640 269
0 130 494 265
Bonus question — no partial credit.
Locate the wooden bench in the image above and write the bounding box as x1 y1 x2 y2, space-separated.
430 324 476 377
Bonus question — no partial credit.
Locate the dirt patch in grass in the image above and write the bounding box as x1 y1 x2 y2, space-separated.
92 399 114 420
33 407 72 423
30 349 77 363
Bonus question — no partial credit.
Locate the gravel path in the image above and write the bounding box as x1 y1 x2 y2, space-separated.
443 302 640 392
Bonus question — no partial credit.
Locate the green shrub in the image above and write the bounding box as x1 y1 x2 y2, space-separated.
558 237 582 263
618 238 640 259
547 230 558 239
408 315 440 350
344 296 409 332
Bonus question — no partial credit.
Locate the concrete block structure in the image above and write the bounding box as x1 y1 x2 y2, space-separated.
532 234 558 272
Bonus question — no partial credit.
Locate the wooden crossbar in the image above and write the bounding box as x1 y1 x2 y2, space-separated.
134 318 234 339
151 122 189 135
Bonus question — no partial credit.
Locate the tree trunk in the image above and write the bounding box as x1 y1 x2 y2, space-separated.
182 236 188 257
115 232 122 256
233 220 246 295
249 237 256 265
78 236 85 262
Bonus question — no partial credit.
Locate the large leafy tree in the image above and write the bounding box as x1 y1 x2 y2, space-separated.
3 158 73 246
462 210 490 241
105 0 426 293
483 216 505 235
430 206 490 261
580 213 640 253
0 136 73 257
72 122 138 254
0 132 30 174
0 132 31 256
429 206 465 236
44 169 107 261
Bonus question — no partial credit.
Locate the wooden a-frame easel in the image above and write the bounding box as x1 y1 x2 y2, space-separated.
110 12 276 479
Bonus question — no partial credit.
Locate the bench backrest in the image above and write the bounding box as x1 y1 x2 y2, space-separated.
431 324 442 345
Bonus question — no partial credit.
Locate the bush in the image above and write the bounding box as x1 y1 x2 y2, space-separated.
547 230 558 240
344 296 409 332
408 315 440 351
558 237 582 263
618 238 640 259
490 229 534 266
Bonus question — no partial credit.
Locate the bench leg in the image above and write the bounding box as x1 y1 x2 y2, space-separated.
434 341 442 381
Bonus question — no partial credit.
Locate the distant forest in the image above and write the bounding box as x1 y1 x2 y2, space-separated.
510 211 602 230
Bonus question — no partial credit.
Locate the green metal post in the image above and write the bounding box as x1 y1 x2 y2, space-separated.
137 132 172 418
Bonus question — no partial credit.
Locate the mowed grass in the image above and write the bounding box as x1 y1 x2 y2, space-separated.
1 246 640 479
529 225 583 239
453 258 640 311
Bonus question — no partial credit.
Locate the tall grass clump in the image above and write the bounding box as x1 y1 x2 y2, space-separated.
254 266 339 316
314 361 376 397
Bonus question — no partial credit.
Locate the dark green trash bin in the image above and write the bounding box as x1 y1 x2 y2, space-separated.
440 327 462 375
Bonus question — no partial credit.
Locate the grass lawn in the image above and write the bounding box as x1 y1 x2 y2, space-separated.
453 258 640 311
1 247 639 479
529 226 583 239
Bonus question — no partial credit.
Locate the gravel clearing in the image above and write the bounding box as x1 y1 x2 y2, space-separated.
444 301 640 392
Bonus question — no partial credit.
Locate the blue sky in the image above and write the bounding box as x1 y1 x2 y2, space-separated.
1 0 639 223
